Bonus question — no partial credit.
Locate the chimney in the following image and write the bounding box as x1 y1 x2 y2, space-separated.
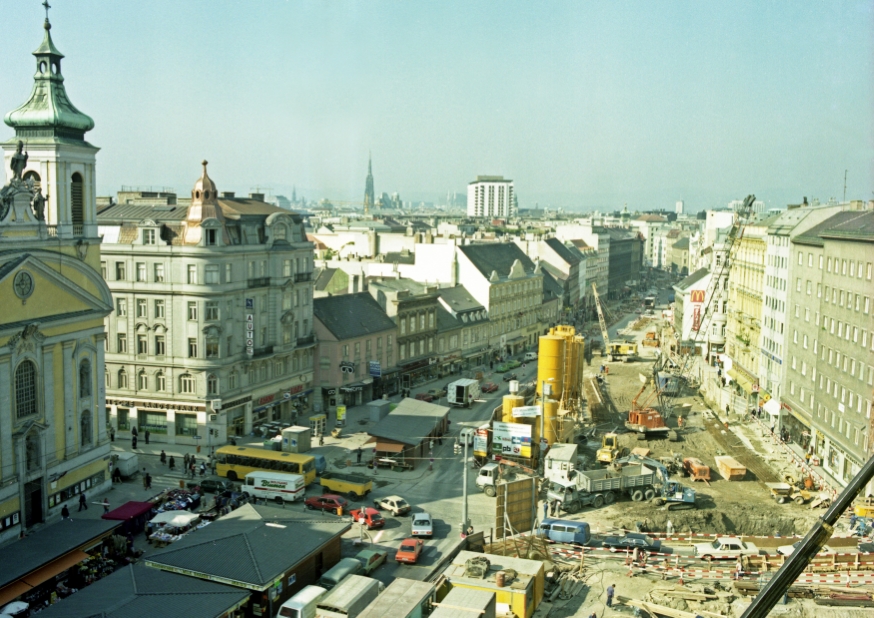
249 192 265 202
221 191 235 198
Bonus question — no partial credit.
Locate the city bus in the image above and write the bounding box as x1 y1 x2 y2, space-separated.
214 446 317 486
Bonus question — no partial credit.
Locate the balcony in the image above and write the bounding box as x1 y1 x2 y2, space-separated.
294 272 312 283
252 345 274 358
296 334 316 347
247 277 271 288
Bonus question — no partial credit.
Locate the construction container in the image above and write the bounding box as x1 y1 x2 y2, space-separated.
683 457 711 482
714 456 746 481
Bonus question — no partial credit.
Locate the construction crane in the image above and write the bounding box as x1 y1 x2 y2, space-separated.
592 283 636 362
625 369 675 439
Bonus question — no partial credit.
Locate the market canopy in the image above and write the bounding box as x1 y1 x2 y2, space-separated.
102 501 153 521
763 399 781 417
150 511 199 527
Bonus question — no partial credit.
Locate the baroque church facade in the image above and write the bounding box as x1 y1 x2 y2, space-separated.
0 14 113 540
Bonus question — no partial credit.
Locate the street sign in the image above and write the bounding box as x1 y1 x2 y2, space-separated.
369 360 381 377
246 298 254 309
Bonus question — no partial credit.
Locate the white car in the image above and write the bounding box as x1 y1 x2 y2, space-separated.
693 537 759 560
411 512 433 537
777 541 832 557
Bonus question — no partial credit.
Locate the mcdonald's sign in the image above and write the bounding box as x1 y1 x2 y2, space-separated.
690 290 705 303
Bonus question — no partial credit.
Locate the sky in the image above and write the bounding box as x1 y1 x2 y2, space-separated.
0 0 871 212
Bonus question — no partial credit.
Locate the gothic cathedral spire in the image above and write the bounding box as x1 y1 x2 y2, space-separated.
363 153 374 215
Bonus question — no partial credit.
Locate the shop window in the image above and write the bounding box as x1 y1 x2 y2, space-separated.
142 411 168 434
117 407 130 430
176 413 198 436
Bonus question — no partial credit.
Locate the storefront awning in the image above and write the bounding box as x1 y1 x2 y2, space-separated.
102 501 153 521
726 369 756 394
22 550 90 588
374 441 405 453
763 399 781 417
0 581 33 607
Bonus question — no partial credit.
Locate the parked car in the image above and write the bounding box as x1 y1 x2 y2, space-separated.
602 533 662 553
428 387 447 398
495 363 511 373
355 549 388 575
188 479 237 494
414 393 434 402
395 538 424 564
776 541 832 556
349 507 385 529
411 512 433 537
507 360 522 369
693 537 759 560
304 494 348 513
481 382 499 393
502 372 518 382
373 495 411 516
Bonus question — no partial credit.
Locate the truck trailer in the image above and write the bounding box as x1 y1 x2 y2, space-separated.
547 464 658 513
446 378 481 408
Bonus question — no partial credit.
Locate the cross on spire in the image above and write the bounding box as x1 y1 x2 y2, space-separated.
42 0 51 21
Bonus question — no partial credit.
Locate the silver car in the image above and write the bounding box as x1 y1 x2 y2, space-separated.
411 512 433 537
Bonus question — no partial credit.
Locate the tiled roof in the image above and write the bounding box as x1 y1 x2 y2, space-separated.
146 504 349 589
458 243 536 279
313 292 396 340
793 211 874 246
543 237 580 265
34 564 249 618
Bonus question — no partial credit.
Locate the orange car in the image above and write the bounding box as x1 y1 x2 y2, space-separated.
395 537 424 564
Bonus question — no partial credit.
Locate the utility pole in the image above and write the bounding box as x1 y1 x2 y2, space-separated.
461 428 472 536
843 170 847 203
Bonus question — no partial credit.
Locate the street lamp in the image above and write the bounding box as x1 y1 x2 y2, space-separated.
460 427 475 537
541 380 554 454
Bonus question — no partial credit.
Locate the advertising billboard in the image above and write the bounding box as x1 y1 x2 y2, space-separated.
493 421 532 458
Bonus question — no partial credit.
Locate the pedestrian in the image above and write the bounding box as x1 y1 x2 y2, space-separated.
61 504 70 520
144 429 150 445
78 493 88 511
101 499 110 514
168 456 176 471
112 467 122 483
677 415 683 429
145 473 152 489
556 500 562 515
356 447 363 464
131 435 138 449
666 520 674 536
110 427 115 442
131 425 138 439
725 404 730 416
142 468 148 489
606 584 615 608
160 450 167 465
199 462 206 476
184 453 190 468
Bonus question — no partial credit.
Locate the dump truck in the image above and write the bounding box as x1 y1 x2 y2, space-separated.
475 460 538 497
446 378 481 408
319 472 373 500
546 463 658 513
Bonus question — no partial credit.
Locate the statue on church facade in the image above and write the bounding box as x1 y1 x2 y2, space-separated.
10 141 28 181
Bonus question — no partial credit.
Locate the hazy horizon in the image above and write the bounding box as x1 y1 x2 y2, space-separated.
0 1 870 213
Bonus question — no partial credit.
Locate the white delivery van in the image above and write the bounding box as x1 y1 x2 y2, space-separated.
242 471 305 504
446 379 481 408
277 585 327 618
524 352 538 361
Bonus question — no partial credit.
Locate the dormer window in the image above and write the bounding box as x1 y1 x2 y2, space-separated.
143 229 156 245
205 228 217 246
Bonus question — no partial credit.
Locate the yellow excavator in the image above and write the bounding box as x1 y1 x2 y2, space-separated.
596 433 627 464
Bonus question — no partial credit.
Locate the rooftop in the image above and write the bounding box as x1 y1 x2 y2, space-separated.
437 286 484 314
672 237 690 250
368 398 449 446
313 292 396 340
145 503 349 590
33 563 249 618
793 210 874 246
458 243 537 280
543 237 581 265
675 267 710 291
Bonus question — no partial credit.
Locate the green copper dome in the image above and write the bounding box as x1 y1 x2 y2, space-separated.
4 19 94 141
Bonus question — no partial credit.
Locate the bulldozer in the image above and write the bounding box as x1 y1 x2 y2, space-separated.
596 433 627 465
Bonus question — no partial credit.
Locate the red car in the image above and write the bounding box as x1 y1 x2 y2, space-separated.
349 507 385 529
414 393 434 402
481 382 498 393
395 537 424 564
304 494 348 513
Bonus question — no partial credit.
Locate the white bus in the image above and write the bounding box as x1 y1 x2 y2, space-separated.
242 471 305 504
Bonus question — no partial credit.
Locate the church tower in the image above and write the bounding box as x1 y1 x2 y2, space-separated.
363 154 374 215
0 6 112 538
3 6 98 240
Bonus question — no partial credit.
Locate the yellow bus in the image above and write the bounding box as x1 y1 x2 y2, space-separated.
215 446 316 486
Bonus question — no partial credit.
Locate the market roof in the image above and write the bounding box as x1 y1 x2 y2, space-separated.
102 501 153 522
146 503 350 590
458 243 537 279
0 518 118 590
543 237 580 265
33 563 249 618
675 267 710 291
313 292 396 341
368 398 449 446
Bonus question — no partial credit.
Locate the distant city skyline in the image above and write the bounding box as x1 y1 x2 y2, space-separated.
0 1 870 212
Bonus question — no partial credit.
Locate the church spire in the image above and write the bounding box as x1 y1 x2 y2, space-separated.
4 2 94 142
363 153 375 215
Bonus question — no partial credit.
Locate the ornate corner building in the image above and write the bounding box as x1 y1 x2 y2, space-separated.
0 15 113 540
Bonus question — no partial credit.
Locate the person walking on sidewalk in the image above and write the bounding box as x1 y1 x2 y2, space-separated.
184 453 190 469
356 447 363 464
131 435 137 449
168 456 176 471
542 501 549 521
101 499 110 514
142 468 148 489
160 450 167 465
110 427 115 442
144 429 150 445
78 493 88 511
145 473 152 490
61 504 70 520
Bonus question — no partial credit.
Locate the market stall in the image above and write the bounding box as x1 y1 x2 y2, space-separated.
100 501 154 535
154 488 201 513
147 511 203 548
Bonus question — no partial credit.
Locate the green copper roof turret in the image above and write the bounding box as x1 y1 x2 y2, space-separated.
4 18 94 142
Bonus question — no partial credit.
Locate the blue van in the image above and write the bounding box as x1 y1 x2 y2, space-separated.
538 518 591 545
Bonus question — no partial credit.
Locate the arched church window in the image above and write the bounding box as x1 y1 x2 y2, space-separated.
71 172 84 227
80 410 92 447
79 359 91 398
15 360 38 419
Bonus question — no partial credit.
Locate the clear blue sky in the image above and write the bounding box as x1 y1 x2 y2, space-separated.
0 0 871 211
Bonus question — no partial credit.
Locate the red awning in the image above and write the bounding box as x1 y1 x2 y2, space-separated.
102 501 153 521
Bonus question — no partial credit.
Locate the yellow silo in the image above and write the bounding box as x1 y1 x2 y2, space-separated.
537 334 565 400
543 398 560 444
502 394 526 423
